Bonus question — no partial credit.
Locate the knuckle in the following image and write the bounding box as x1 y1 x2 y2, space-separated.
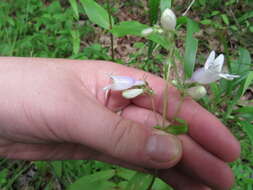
110 118 136 157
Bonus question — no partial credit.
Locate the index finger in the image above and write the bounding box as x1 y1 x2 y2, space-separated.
132 74 240 162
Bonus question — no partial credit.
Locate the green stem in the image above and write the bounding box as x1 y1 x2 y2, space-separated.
150 95 159 126
106 0 114 61
162 41 174 127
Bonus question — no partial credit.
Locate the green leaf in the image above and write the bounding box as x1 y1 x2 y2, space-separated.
221 14 230 25
148 0 160 25
238 11 253 22
154 118 188 135
240 121 253 146
184 19 199 78
71 30 80 55
236 48 251 75
234 106 253 122
111 21 147 37
51 161 62 178
238 71 253 98
69 0 79 20
68 170 115 190
80 0 113 30
160 0 172 13
111 21 170 49
124 172 154 190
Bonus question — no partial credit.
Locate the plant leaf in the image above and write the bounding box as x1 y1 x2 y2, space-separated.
148 0 160 25
240 121 253 146
184 18 199 78
111 21 170 49
238 71 253 98
160 0 172 13
80 0 113 30
124 172 154 190
69 0 79 20
68 169 115 190
71 30 80 55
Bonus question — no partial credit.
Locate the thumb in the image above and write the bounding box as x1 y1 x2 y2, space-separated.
71 101 182 169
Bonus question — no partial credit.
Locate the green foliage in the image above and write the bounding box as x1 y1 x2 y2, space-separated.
80 0 114 30
148 0 160 25
68 169 115 190
183 19 200 78
0 0 252 190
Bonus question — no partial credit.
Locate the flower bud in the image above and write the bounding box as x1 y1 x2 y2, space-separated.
187 86 207 100
161 8 177 31
122 88 144 99
141 28 154 36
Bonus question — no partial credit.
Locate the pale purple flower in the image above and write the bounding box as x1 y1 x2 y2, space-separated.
103 75 145 91
191 51 240 84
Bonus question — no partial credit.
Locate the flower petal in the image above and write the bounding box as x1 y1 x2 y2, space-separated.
122 89 144 99
133 80 145 86
191 68 221 84
103 85 112 91
212 54 224 73
204 50 216 70
110 76 135 91
219 73 240 80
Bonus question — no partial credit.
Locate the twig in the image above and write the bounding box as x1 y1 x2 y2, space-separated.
182 0 196 16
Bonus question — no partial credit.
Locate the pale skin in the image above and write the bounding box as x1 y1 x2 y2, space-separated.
0 57 240 190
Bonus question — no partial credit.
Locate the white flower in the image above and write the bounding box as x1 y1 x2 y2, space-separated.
160 8 177 31
141 28 154 36
187 86 207 100
122 89 144 99
191 51 240 84
103 75 145 91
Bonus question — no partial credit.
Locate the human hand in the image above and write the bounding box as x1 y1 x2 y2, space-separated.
0 57 240 189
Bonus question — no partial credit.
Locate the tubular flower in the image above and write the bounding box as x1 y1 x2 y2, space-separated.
160 8 177 31
103 75 145 91
191 51 240 84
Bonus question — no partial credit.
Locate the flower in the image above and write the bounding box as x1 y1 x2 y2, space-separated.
141 28 154 36
160 8 177 31
122 89 144 99
186 86 207 100
191 51 240 84
103 75 145 91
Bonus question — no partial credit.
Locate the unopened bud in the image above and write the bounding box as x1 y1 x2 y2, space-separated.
161 8 177 31
141 28 154 36
122 88 144 99
187 86 207 100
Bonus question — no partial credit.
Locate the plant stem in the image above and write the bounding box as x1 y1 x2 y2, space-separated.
106 0 115 61
150 95 159 125
162 43 174 128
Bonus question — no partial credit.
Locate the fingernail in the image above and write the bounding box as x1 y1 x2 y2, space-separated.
145 134 181 163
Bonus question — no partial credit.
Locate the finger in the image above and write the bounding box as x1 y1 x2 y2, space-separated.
86 61 240 162
67 99 182 169
159 169 212 190
0 139 96 160
122 105 235 189
132 77 240 162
